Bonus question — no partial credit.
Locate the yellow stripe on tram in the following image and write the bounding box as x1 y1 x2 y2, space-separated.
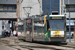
44 15 47 25
55 31 60 35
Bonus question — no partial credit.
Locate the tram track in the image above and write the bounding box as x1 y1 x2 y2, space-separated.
0 40 64 50
0 37 75 50
59 45 75 49
18 40 75 50
6 41 75 50
6 44 63 50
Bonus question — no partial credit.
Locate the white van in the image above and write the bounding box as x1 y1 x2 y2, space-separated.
66 32 74 38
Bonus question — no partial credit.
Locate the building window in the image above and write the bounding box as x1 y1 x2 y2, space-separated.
0 6 3 11
8 7 12 11
3 7 8 11
12 6 16 11
66 4 75 12
0 5 16 12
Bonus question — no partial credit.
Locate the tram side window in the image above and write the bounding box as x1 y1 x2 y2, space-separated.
46 20 50 31
18 25 23 32
34 21 44 29
22 25 24 31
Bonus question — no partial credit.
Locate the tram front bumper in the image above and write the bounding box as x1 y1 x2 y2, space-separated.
50 37 66 42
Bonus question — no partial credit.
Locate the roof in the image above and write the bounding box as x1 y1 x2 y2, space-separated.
0 0 16 4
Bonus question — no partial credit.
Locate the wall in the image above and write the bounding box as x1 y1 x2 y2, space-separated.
42 0 50 15
0 0 17 19
64 0 75 4
66 12 75 18
51 0 60 14
62 0 75 18
42 0 60 15
0 12 17 19
21 0 40 19
17 0 22 18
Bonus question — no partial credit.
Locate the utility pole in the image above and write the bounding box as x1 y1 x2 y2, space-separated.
28 13 30 17
69 12 71 42
62 0 65 15
23 7 32 18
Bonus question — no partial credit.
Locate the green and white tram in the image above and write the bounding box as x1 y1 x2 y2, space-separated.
20 15 66 42
17 22 25 39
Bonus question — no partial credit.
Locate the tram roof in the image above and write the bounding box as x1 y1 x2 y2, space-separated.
34 23 44 27
34 16 44 19
50 15 64 17
34 15 65 19
21 15 65 20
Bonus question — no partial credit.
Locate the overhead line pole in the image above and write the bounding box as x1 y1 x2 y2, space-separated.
69 12 71 42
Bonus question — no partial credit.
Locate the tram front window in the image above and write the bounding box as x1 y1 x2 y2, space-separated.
49 20 64 31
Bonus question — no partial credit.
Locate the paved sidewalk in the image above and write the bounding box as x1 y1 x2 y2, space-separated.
0 43 17 50
67 38 75 45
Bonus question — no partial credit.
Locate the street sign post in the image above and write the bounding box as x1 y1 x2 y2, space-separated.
74 21 75 42
0 20 2 36
69 12 71 42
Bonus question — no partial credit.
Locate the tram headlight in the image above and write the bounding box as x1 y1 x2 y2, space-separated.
51 35 54 37
61 35 64 37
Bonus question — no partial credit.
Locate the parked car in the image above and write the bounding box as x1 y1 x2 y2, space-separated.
66 32 74 38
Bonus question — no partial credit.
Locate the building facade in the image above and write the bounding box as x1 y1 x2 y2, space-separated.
42 0 61 15
61 0 75 32
0 0 17 31
61 0 75 19
20 0 40 19
17 0 62 19
0 0 17 19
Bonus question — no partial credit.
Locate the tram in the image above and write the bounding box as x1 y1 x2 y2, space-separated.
18 15 66 42
17 22 25 39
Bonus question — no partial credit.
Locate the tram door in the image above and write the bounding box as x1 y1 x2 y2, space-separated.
26 19 32 41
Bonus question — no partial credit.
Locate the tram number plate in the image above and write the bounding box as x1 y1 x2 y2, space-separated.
55 35 59 37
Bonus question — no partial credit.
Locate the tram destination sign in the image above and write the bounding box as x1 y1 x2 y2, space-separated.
52 17 62 19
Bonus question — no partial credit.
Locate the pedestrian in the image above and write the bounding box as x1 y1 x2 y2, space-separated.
15 27 18 36
8 29 11 37
11 30 13 36
15 31 18 36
